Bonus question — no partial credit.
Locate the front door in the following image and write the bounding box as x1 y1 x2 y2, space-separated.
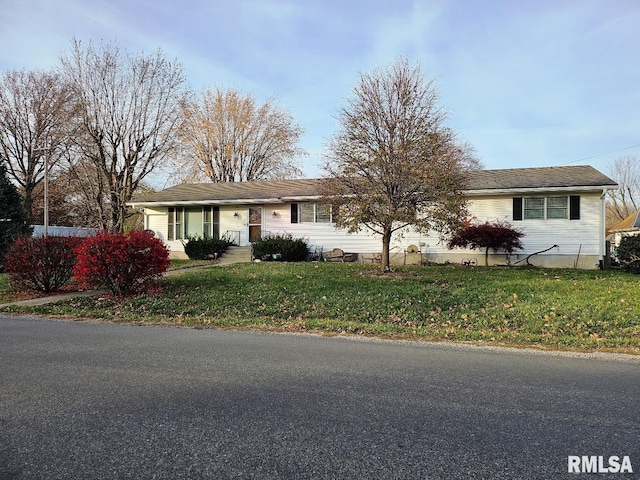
248 207 262 242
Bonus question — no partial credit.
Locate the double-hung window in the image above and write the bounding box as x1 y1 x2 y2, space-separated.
291 203 332 223
513 196 580 221
546 196 568 219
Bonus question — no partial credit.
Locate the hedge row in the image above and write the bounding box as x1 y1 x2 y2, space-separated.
4 230 169 296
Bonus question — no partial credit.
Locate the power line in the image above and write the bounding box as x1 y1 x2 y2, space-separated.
560 144 640 165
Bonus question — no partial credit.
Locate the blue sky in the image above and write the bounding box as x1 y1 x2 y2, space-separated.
1 0 638 180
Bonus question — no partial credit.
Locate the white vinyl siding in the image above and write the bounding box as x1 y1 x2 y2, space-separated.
145 190 605 268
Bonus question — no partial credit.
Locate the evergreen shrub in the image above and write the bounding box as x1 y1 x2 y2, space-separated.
616 235 640 274
0 158 32 270
183 236 235 260
251 234 309 262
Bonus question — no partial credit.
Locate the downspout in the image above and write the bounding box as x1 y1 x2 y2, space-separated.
600 187 614 268
600 189 606 267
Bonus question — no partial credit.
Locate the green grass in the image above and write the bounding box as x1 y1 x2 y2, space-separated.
0 259 211 304
0 274 18 304
2 262 639 354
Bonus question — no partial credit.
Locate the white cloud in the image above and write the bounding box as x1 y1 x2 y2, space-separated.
1 0 638 178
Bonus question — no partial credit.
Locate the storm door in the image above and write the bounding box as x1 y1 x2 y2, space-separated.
248 207 263 243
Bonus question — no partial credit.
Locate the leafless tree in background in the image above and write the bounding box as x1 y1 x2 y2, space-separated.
60 39 188 232
607 155 639 225
323 57 480 271
0 69 72 222
178 87 305 183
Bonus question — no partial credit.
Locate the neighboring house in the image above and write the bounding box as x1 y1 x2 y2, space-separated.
608 210 640 247
128 165 617 269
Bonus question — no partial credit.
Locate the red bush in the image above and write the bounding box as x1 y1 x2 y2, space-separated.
5 236 83 292
448 220 524 266
73 230 170 297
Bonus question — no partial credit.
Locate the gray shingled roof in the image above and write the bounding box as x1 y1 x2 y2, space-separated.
468 165 616 190
132 178 322 204
130 165 617 205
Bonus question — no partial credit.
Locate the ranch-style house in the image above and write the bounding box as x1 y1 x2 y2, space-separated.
129 165 617 269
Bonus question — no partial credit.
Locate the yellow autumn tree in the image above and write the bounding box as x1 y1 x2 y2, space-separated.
178 88 305 183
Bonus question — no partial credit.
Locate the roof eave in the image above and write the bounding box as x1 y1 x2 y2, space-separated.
466 185 617 196
128 197 293 207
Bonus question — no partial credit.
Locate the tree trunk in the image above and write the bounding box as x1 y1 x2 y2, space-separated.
485 247 490 267
381 226 392 272
23 184 35 224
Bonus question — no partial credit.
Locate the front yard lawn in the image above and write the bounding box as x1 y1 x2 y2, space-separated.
2 262 639 353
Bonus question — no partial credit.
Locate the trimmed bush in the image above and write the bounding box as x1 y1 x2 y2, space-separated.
616 235 640 274
251 234 309 262
183 236 234 260
74 230 170 296
5 236 82 292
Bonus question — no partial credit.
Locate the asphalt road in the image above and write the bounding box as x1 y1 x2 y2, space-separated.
1 316 638 479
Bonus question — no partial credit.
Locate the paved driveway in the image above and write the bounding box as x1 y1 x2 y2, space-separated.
1 316 638 479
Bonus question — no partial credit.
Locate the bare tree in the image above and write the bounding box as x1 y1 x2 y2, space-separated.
178 87 305 183
323 57 480 271
607 155 640 224
0 69 72 221
60 39 188 232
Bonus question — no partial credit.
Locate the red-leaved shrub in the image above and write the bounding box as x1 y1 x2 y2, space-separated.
5 236 83 292
448 220 524 266
73 230 170 296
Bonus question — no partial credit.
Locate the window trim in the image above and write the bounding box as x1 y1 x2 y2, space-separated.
290 202 333 224
168 206 220 240
513 195 580 221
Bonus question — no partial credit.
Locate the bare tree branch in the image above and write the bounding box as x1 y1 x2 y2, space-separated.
0 69 72 221
177 87 305 183
323 57 481 271
606 155 640 225
60 38 188 232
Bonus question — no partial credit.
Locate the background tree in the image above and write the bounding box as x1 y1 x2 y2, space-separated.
323 57 480 271
607 155 639 225
178 87 304 183
60 39 188 232
0 69 72 222
447 220 524 266
0 156 32 269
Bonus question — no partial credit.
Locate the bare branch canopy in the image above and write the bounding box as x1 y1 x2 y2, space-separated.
178 87 305 183
60 38 188 232
323 57 481 271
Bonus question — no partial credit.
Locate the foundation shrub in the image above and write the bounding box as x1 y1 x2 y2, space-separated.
252 234 309 262
183 236 235 260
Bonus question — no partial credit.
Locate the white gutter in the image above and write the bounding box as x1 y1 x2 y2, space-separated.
128 197 289 207
128 195 325 208
465 185 614 197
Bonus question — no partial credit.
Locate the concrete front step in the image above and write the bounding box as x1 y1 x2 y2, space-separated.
218 246 252 265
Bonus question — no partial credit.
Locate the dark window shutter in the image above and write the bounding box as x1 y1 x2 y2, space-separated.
291 203 298 223
513 197 523 221
569 195 580 220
